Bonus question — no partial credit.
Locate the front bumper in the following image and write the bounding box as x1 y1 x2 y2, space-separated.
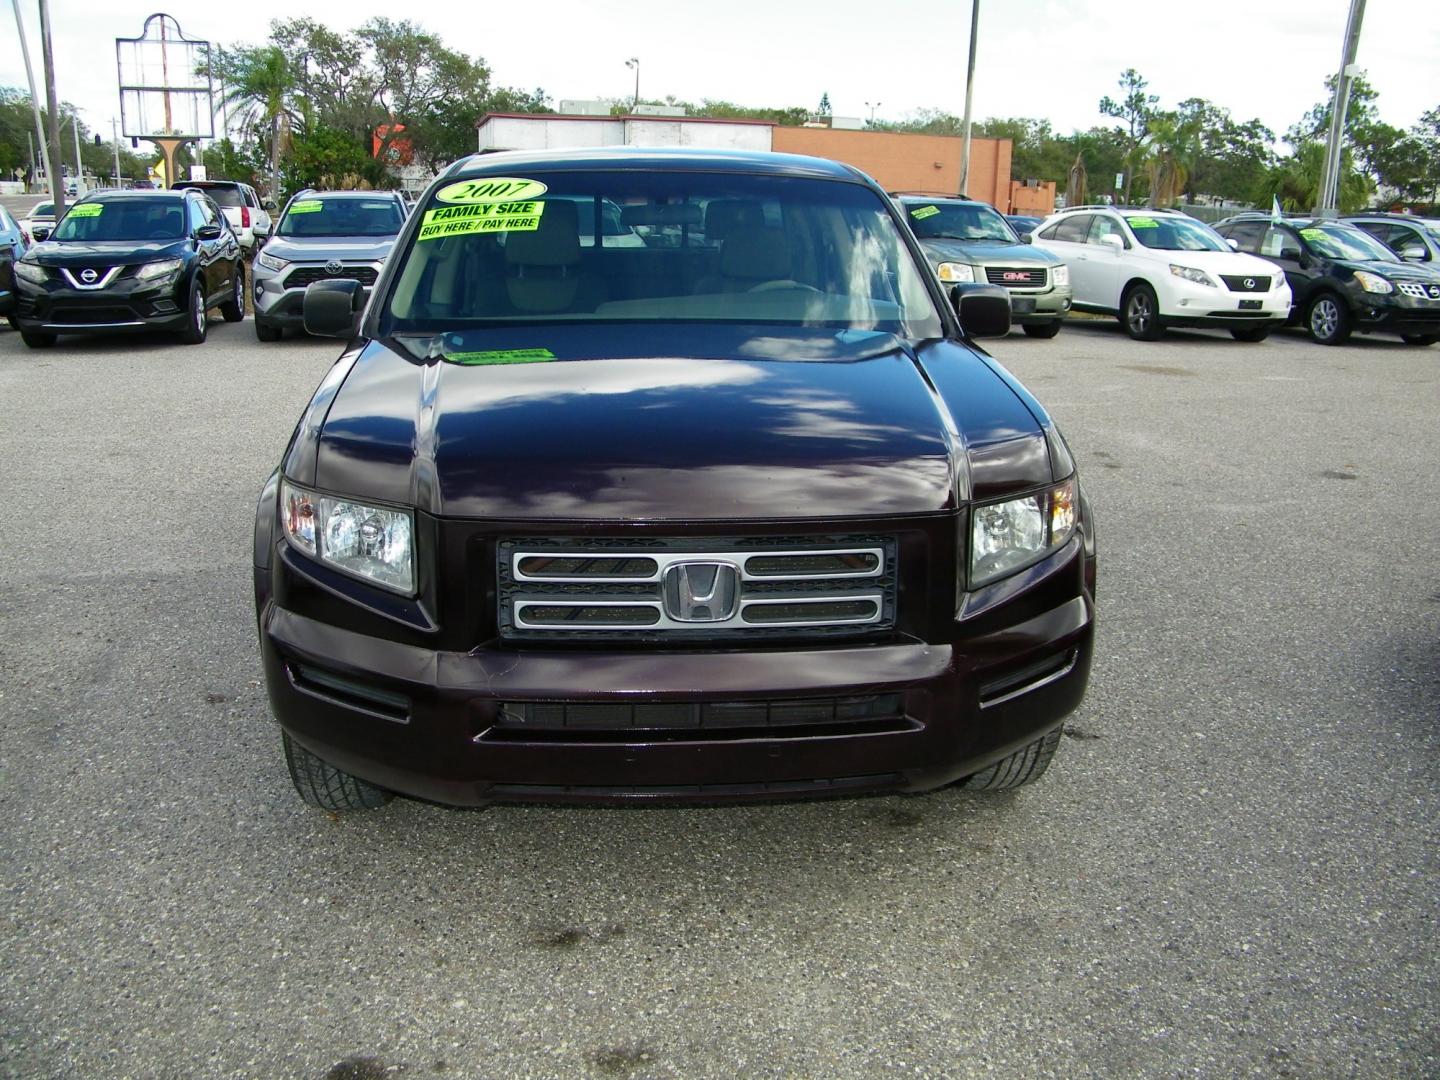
1162 276 1291 328
1007 283 1073 325
12 273 189 334
1352 292 1440 336
253 262 379 328
255 505 1097 807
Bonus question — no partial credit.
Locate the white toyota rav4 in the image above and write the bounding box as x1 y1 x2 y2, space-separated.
1030 206 1291 341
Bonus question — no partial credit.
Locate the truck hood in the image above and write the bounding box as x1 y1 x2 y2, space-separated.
261 235 395 262
23 238 188 265
920 238 1062 266
301 325 1048 521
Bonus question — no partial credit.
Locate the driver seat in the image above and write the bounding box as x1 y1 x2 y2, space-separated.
715 225 790 292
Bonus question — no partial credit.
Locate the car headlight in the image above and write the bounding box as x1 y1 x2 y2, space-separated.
1169 264 1217 288
14 260 48 284
255 250 289 273
969 478 1076 589
281 481 415 594
134 257 184 282
937 262 975 283
1051 264 1069 287
1353 270 1393 294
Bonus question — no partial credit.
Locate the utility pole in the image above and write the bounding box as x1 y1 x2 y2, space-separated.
112 118 123 188
1315 0 1366 218
11 0 55 195
625 58 640 110
959 0 981 196
38 0 65 214
72 113 84 193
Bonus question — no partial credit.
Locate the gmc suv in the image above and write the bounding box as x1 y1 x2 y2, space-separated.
254 149 1097 812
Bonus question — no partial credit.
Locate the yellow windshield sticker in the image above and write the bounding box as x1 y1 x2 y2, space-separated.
68 203 104 218
1300 228 1327 242
418 200 545 242
288 200 323 214
1128 217 1159 228
443 348 557 366
436 177 548 205
910 206 941 220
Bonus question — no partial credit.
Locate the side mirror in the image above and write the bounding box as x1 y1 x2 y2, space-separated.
304 279 362 337
262 199 277 212
1226 238 1240 251
1099 234 1124 253
196 223 223 241
949 282 1011 339
1019 232 1033 244
1400 245 1426 261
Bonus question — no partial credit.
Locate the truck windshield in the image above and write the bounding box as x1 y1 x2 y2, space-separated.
386 171 943 337
278 197 405 238
905 201 1015 242
50 199 186 242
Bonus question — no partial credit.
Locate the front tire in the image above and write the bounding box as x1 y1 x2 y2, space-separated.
282 733 392 812
220 263 246 322
179 278 208 345
1400 333 1438 346
1022 320 1063 339
21 330 57 348
958 727 1063 790
1121 284 1164 341
1230 326 1271 342
1305 293 1351 345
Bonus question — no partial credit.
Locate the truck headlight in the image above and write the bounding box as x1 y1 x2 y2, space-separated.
1353 270 1393 294
969 478 1076 588
937 262 975 283
14 260 48 285
134 257 184 282
1051 264 1069 287
1169 264 1217 288
256 250 290 273
281 481 415 594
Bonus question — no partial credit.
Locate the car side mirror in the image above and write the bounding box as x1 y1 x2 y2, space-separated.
1019 232 1033 244
196 223 223 241
1099 234 1124 253
262 199 277 212
1399 245 1426 261
1226 238 1240 251
949 282 1010 338
304 279 362 337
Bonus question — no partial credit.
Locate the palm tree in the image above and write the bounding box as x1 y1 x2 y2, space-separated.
217 46 300 201
1142 114 1192 208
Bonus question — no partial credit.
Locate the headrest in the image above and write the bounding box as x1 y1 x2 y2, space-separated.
705 199 764 242
720 226 790 281
505 199 581 268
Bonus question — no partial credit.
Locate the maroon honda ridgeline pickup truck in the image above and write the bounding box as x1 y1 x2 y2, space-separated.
253 148 1097 811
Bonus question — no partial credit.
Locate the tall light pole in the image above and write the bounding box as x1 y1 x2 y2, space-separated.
1315 0 1366 218
865 101 882 126
959 0 981 196
111 117 123 188
39 0 65 214
10 0 55 195
625 57 639 110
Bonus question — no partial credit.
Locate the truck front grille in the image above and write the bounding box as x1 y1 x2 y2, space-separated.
498 536 896 641
985 266 1047 288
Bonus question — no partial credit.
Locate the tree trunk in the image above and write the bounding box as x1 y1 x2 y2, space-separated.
270 114 281 202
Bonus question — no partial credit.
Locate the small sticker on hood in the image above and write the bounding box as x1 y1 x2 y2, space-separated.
442 348 557 366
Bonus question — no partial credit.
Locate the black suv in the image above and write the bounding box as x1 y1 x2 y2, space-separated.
12 188 246 348
1215 214 1440 346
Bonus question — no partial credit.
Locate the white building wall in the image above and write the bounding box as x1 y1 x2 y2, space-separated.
478 116 773 154
624 119 771 151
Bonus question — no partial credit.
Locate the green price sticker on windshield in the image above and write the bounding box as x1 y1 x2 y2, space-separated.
1300 228 1326 242
443 348 556 366
436 177 548 205
910 206 941 220
418 200 546 242
289 200 323 214
1129 217 1158 228
68 203 104 218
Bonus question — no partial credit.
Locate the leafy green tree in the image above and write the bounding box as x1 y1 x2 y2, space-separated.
1099 69 1158 203
1255 141 1372 213
214 45 301 198
817 92 831 117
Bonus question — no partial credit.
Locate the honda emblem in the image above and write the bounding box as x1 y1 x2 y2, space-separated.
662 562 740 623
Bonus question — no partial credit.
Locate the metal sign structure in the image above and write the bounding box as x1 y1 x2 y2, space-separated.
116 13 214 188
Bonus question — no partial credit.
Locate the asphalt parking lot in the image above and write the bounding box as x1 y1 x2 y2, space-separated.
1 317 1436 1079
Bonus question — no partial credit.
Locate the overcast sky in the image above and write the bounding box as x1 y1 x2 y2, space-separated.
4 0 1438 151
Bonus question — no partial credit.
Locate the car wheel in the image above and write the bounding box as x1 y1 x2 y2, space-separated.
1305 293 1351 345
20 330 57 349
220 263 246 322
282 732 393 812
957 726 1063 790
1121 284 1164 341
255 318 283 342
179 278 208 345
1022 321 1063 339
1400 333 1438 346
1230 326 1271 343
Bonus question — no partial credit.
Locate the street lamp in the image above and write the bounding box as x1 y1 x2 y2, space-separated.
625 57 640 111
865 101 882 125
